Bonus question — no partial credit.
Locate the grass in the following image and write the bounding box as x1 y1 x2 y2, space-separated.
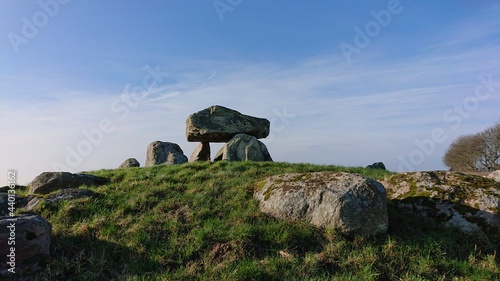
13 161 500 280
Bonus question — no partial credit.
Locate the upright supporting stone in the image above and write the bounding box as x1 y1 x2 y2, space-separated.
189 142 211 162
214 134 272 162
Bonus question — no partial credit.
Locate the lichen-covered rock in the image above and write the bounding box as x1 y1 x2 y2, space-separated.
28 172 109 195
487 170 500 182
119 158 140 168
381 171 500 239
145 141 188 166
186 105 270 142
0 215 51 278
254 172 388 237
214 134 272 162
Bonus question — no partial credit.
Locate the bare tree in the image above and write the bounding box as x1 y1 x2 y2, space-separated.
477 123 500 171
443 134 481 171
443 123 500 172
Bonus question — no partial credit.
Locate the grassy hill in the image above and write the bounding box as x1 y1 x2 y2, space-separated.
23 162 499 280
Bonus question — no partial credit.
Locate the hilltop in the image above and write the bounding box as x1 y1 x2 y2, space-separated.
7 162 500 280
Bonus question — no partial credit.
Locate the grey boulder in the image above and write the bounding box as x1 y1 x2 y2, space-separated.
0 215 51 277
145 141 188 166
119 158 140 168
186 105 270 142
214 134 272 162
28 172 109 195
254 172 388 237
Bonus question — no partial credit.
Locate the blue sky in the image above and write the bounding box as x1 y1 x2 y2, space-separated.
1 0 500 185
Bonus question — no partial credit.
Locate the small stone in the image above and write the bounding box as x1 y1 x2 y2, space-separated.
119 158 140 168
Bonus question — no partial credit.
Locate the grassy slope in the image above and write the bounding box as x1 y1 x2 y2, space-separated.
23 162 499 280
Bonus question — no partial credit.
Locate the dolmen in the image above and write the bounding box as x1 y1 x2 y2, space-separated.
186 105 273 162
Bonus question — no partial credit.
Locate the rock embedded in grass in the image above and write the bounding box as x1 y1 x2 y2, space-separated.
28 172 109 195
254 172 388 237
381 171 500 239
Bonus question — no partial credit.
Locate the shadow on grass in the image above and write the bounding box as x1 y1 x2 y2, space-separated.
34 233 164 281
388 197 500 256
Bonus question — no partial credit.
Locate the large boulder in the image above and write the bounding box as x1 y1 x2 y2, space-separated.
0 215 51 278
381 171 500 239
189 142 211 162
186 105 270 142
214 134 272 162
119 158 140 168
145 141 188 167
254 172 388 237
28 172 109 195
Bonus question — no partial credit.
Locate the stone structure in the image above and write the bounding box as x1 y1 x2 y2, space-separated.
186 106 273 162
